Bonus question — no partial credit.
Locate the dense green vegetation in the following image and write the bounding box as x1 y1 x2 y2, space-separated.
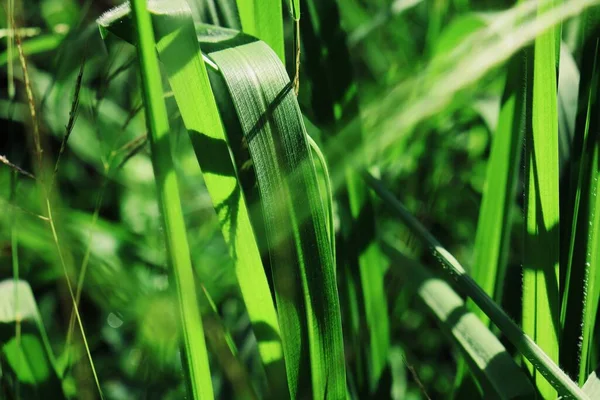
2 0 600 399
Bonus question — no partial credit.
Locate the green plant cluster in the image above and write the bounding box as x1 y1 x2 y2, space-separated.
1 0 600 399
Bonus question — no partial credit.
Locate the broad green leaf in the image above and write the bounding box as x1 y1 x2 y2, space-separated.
235 0 284 63
97 2 287 398
197 25 345 399
118 0 212 398
384 247 534 399
301 0 389 393
0 279 65 399
522 1 560 397
363 172 588 399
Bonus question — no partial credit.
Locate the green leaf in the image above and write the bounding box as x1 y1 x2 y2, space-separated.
559 14 600 384
0 279 66 399
0 33 66 67
470 50 526 323
301 0 390 393
107 0 213 398
235 0 284 63
97 4 287 398
197 25 345 399
200 289 257 400
574 36 600 385
522 2 561 397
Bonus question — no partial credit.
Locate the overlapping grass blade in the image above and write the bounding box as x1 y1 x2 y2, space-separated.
470 53 526 322
522 1 561 397
235 0 284 63
363 172 588 399
574 35 600 385
197 25 345 399
580 167 600 377
383 248 534 399
300 0 389 393
456 41 529 400
559 12 600 383
124 0 212 397
97 2 287 397
201 288 257 400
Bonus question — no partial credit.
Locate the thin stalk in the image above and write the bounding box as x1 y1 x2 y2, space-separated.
7 0 15 98
307 134 335 265
15 18 104 400
290 0 301 94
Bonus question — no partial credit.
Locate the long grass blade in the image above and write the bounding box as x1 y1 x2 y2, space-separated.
522 1 561 397
384 247 534 399
559 12 600 383
126 0 212 397
574 33 600 383
470 53 526 321
363 172 588 399
235 0 284 62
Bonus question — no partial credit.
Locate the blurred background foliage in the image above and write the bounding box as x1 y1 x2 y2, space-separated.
0 0 590 398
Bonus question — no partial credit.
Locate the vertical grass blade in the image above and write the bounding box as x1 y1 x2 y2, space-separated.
235 0 285 63
522 1 561 397
574 33 600 383
559 11 600 383
98 4 287 397
6 0 15 98
457 48 528 399
470 54 526 320
579 114 600 383
127 1 212 397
